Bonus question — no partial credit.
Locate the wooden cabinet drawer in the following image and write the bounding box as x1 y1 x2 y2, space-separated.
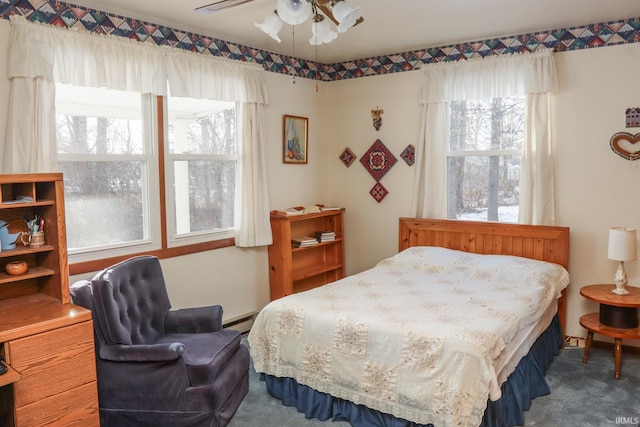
7 321 97 408
15 381 99 427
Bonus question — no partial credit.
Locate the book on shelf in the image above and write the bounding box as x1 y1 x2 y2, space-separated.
302 205 322 213
315 204 341 211
272 206 305 216
315 231 336 242
292 242 319 248
291 236 319 247
272 205 322 216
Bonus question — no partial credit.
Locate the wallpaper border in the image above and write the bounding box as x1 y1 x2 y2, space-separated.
1 1 639 82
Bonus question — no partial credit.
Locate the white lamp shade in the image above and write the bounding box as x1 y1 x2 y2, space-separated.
255 11 283 42
608 227 637 261
276 0 312 25
309 18 337 45
332 1 361 33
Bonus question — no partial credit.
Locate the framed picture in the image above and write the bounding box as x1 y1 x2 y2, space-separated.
283 115 308 164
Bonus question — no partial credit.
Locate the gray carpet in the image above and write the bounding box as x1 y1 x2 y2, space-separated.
229 340 640 427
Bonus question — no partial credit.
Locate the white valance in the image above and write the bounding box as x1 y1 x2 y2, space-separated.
166 50 268 103
420 49 557 103
4 15 271 247
412 49 558 225
9 15 168 95
7 15 268 103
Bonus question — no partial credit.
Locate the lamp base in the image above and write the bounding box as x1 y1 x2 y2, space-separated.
612 287 630 296
612 261 630 295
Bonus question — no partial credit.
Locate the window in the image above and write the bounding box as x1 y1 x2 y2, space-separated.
55 85 238 263
56 84 159 262
165 97 238 246
446 96 525 222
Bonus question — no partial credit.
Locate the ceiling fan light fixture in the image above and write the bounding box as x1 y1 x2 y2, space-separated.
255 10 284 42
309 14 337 45
276 0 312 25
252 0 363 46
332 0 361 33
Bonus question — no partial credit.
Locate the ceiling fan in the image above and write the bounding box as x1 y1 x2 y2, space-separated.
195 0 363 46
195 0 363 29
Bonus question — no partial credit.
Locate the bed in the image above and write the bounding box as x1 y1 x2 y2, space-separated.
248 218 570 427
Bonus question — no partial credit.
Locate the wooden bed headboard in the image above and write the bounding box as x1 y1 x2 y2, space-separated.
399 218 570 335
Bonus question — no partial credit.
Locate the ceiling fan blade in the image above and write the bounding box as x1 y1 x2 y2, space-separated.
195 0 255 14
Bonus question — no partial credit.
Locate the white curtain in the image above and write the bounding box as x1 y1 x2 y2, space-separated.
4 15 272 247
235 102 272 247
4 77 57 172
411 49 558 225
163 49 272 246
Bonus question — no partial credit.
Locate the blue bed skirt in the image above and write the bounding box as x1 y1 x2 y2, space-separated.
262 314 562 427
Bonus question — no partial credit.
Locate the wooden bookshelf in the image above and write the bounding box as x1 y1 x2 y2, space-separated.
268 209 345 300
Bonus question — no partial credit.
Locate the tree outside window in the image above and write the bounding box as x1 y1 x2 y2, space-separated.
447 96 524 222
56 85 150 252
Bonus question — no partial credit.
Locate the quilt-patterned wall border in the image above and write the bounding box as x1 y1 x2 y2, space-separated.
1 0 640 82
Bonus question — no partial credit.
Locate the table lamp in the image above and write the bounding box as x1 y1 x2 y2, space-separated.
608 227 637 295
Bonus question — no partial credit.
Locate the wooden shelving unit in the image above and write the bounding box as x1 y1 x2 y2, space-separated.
0 173 99 427
268 209 345 300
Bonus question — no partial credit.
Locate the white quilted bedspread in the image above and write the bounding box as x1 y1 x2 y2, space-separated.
249 247 570 427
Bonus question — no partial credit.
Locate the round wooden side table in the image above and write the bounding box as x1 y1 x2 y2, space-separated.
579 284 640 379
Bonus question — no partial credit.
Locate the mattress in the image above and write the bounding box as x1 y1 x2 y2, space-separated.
249 246 570 427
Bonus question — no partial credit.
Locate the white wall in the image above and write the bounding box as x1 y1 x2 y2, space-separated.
553 43 640 343
3 17 640 346
262 72 331 209
325 71 423 274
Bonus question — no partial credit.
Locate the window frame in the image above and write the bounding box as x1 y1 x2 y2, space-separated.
67 97 235 276
162 96 239 248
57 89 162 264
445 96 525 223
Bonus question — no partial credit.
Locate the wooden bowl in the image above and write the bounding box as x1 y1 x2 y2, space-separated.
6 260 28 276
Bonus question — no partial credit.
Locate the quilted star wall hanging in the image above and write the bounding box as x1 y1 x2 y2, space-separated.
369 182 389 203
360 139 397 181
400 144 415 166
339 147 357 167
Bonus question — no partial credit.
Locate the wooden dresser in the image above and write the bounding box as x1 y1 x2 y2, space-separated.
0 173 99 426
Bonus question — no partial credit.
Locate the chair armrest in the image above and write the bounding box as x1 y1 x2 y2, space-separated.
99 343 185 362
165 305 223 333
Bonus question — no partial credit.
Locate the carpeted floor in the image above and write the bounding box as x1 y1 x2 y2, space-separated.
228 339 640 427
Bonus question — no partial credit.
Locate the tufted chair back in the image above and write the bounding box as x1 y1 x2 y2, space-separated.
91 255 172 346
70 280 104 353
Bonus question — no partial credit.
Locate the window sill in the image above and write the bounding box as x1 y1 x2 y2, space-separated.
69 237 235 276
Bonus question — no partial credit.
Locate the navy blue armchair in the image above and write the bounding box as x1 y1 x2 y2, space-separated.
70 255 249 426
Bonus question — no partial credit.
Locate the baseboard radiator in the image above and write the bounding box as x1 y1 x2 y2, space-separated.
223 311 257 335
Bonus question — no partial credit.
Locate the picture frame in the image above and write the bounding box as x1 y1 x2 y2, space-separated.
283 115 308 164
